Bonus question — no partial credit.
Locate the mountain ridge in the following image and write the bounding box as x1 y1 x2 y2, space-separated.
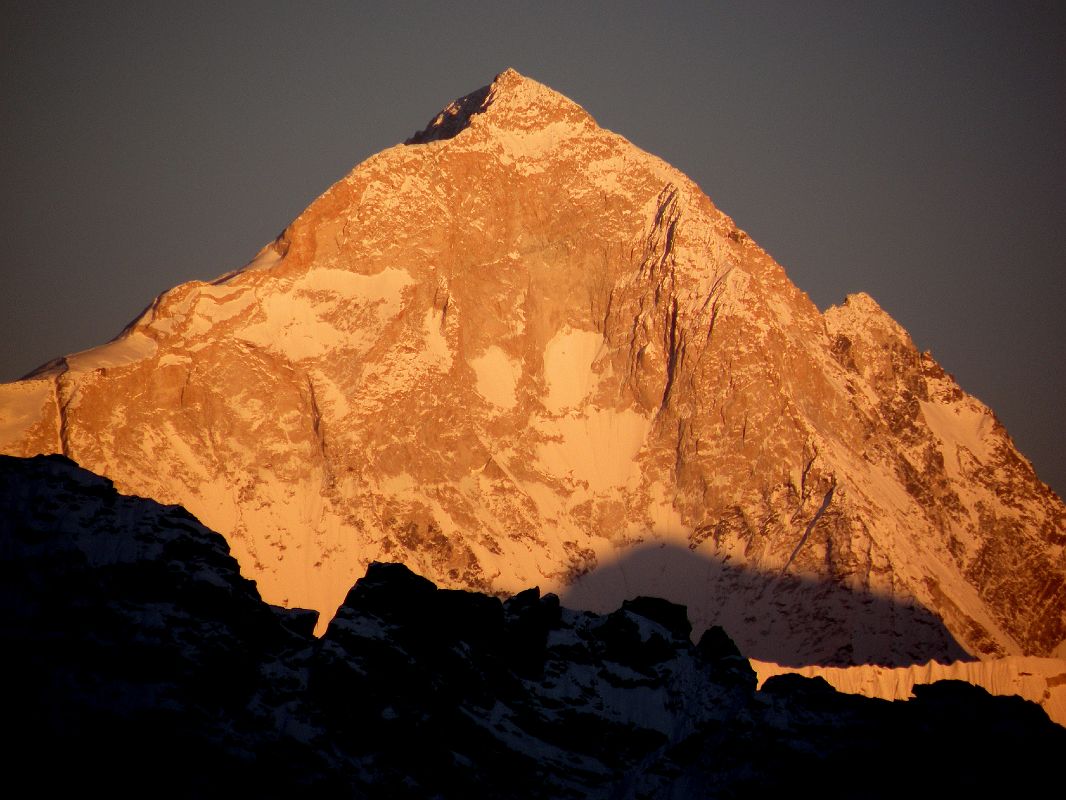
1 69 1062 663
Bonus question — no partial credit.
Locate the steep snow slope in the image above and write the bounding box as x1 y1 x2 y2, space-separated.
1 70 1062 664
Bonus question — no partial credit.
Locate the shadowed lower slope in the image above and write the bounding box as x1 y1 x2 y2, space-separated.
2 453 1062 797
561 541 971 667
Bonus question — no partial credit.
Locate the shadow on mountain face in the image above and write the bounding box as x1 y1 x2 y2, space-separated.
560 541 972 668
6 454 1061 798
406 83 491 144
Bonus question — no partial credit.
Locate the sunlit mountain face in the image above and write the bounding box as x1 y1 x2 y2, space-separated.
2 67 1064 760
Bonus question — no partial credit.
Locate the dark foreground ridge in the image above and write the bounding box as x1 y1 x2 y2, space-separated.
2 454 1061 798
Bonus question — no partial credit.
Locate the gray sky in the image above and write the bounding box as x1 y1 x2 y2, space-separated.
2 1 1063 497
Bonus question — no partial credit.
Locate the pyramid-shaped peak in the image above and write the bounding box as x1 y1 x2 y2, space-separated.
490 67 564 100
407 68 594 145
493 66 531 86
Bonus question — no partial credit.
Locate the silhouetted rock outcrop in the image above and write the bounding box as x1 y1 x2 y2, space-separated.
2 454 1062 797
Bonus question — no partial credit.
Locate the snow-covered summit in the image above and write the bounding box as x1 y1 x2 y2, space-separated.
1 71 1062 663
407 67 595 144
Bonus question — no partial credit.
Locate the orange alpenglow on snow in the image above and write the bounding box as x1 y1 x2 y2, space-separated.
1 70 1063 671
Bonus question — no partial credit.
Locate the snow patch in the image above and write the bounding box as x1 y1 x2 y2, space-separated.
240 267 414 360
492 120 588 172
65 332 157 373
421 309 453 371
470 346 521 410
183 288 256 337
920 399 993 469
535 408 650 493
299 266 415 300
240 292 347 361
542 328 605 413
646 481 685 537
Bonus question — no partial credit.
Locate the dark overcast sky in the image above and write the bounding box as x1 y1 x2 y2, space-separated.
2 1 1063 497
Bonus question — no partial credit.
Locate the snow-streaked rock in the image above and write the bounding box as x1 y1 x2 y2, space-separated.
1 69 1062 665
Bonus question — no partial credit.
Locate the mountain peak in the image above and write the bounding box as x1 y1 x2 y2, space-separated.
407 68 593 144
3 72 1064 665
492 65 530 87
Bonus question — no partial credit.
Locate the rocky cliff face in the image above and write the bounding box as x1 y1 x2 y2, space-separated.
1 69 1062 664
3 453 1062 798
